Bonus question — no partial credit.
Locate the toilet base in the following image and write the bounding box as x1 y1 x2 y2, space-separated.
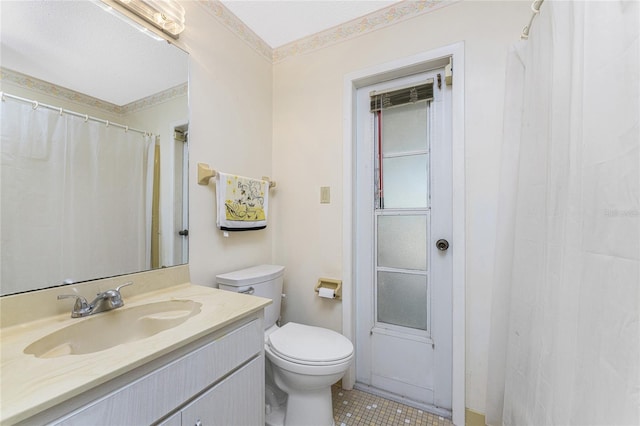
265 402 335 426
264 388 335 426
284 386 335 426
265 403 285 426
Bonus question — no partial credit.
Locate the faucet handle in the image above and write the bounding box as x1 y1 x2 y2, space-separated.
101 281 133 309
57 294 90 317
115 281 133 293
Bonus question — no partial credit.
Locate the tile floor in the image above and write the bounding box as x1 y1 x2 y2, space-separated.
332 384 453 426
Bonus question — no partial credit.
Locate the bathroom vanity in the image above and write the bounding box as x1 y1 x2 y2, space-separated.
0 266 271 425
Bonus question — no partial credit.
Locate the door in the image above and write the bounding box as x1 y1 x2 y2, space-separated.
355 68 452 412
173 125 189 265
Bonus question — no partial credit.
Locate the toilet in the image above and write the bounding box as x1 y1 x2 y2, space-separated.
216 265 353 426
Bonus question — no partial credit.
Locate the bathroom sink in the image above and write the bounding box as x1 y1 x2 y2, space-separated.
24 300 202 359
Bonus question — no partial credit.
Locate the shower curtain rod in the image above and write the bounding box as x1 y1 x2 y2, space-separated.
521 0 544 40
0 92 153 137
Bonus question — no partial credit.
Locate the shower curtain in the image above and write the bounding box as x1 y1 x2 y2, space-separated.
486 1 639 425
0 100 153 295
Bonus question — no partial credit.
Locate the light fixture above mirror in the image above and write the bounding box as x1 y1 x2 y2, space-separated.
113 0 185 39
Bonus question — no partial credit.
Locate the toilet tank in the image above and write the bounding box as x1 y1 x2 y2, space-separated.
216 264 284 329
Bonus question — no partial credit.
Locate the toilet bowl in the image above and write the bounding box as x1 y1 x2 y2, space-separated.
216 265 354 426
266 322 353 426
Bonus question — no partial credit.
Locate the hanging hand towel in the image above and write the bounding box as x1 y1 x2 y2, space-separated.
216 172 269 231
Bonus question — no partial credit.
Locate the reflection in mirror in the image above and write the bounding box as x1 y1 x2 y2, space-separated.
0 1 189 296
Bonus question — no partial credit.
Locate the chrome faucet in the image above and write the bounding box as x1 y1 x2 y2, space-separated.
58 282 133 318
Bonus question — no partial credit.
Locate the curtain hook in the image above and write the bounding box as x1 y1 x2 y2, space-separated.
105 120 110 128
125 126 129 133
32 101 39 110
59 107 63 116
0 92 5 102
84 114 89 122
531 1 541 14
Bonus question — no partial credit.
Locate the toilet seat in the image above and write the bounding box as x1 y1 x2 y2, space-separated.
267 322 353 366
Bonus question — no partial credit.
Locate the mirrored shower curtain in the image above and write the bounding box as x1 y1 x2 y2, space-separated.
1 99 153 295
487 1 639 425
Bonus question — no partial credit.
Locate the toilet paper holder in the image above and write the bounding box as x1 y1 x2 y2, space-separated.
314 278 342 299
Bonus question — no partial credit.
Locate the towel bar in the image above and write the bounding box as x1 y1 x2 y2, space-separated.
197 163 276 188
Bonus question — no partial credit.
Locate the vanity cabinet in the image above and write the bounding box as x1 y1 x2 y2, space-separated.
32 316 264 426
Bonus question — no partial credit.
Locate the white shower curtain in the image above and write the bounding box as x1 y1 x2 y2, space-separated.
0 100 153 294
487 1 639 425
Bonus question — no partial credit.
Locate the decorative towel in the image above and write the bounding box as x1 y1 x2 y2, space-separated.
215 172 269 231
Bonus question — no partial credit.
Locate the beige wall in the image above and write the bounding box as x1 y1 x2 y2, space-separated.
178 2 274 288
127 94 188 141
173 0 531 416
271 0 530 414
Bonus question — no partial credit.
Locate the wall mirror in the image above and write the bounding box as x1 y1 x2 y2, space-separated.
0 1 189 296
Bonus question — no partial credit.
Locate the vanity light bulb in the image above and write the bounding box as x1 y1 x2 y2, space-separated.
113 0 185 37
148 0 185 32
153 11 166 25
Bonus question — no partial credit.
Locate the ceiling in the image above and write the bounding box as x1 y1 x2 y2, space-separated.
0 1 399 105
220 0 402 48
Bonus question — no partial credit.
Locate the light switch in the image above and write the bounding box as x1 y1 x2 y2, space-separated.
320 186 330 204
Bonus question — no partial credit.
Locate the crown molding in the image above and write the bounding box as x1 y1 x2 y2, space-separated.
197 0 273 62
122 83 188 114
200 0 459 64
1 68 187 116
273 0 459 63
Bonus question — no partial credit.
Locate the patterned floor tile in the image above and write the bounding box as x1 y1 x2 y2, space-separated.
332 384 453 426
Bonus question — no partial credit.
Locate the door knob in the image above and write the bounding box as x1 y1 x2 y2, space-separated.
178 229 189 236
436 239 449 251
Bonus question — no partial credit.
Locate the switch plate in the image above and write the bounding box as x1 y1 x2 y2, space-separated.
320 186 330 204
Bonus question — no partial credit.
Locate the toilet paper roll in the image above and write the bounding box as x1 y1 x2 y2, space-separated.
318 287 335 299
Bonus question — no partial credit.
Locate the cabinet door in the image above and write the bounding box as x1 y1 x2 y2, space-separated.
181 356 263 426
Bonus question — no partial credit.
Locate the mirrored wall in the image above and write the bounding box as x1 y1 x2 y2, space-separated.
0 1 189 295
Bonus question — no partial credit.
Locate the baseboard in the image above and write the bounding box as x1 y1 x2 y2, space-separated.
353 383 452 419
465 409 485 426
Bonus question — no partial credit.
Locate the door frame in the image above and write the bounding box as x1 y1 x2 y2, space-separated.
342 42 465 425
161 119 189 268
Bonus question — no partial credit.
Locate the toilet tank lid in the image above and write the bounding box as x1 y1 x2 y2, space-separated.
216 264 285 286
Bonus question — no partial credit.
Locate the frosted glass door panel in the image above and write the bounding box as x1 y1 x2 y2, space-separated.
381 102 428 154
382 154 428 208
377 215 427 270
377 271 428 331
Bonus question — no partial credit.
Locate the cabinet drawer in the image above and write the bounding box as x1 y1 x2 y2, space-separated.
54 318 263 425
